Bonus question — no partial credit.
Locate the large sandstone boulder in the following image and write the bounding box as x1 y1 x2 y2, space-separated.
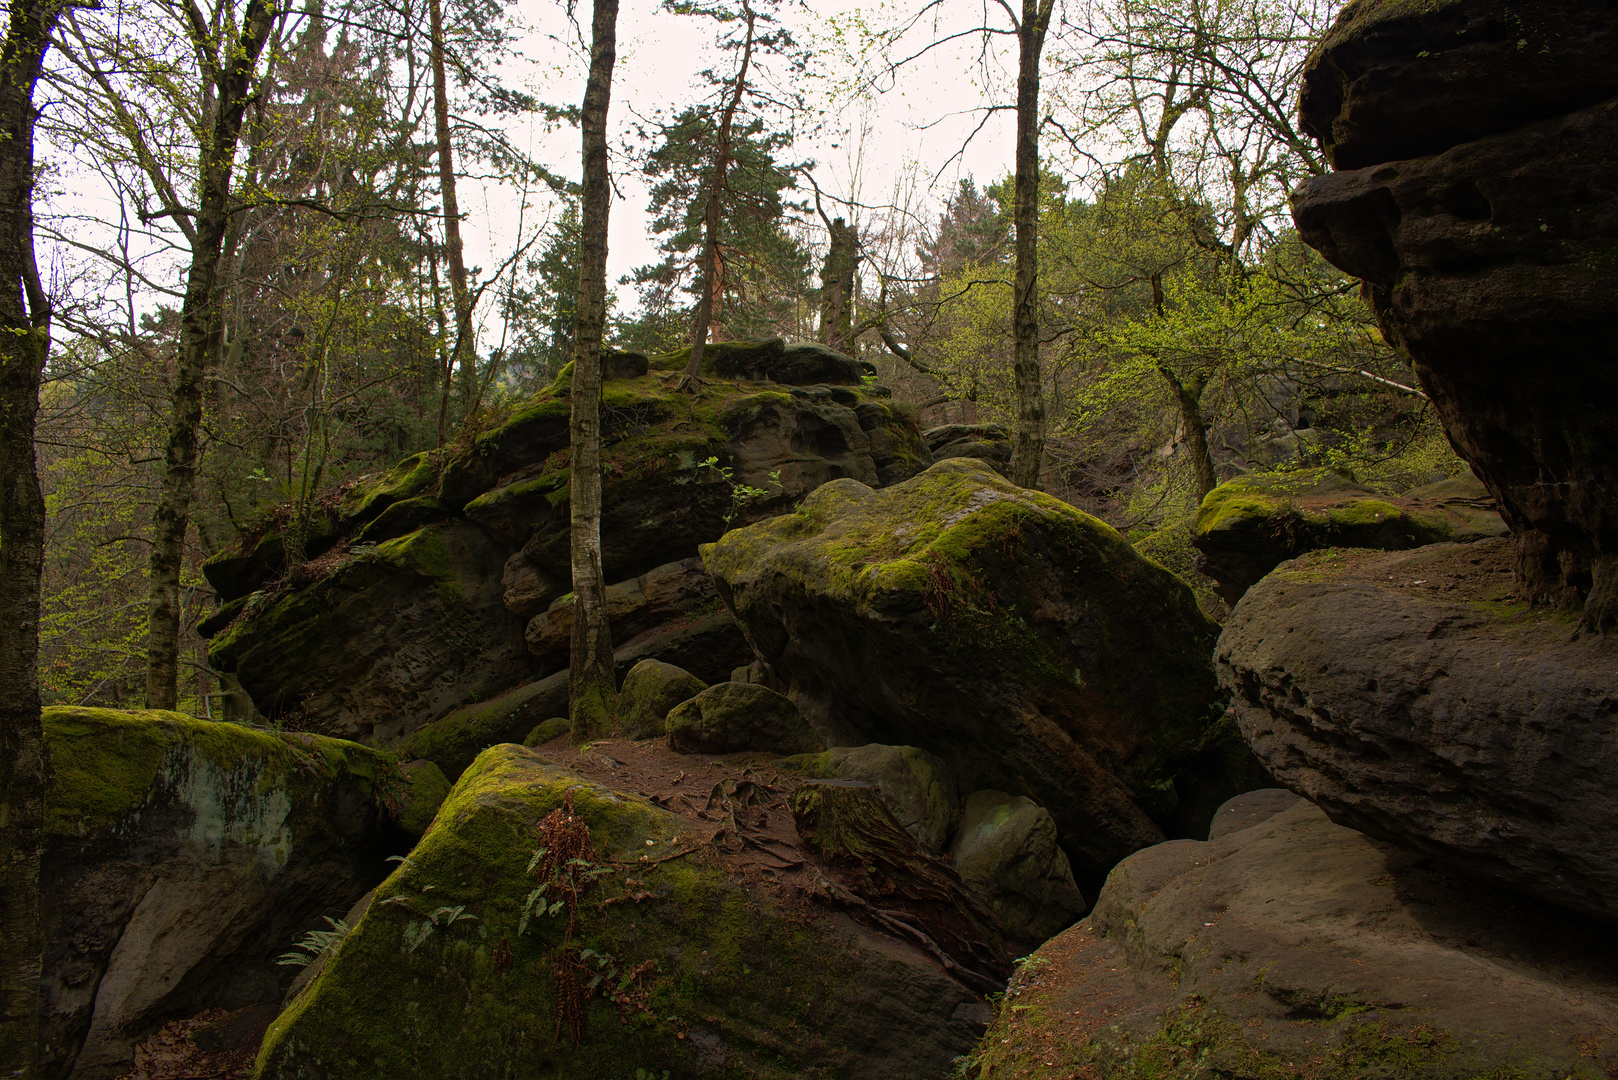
1219 538 1618 923
205 362 929 742
255 745 988 1079
969 797 1618 1079
525 558 717 675
1192 469 1506 604
949 790 1087 944
666 682 824 755
1292 0 1618 621
40 708 394 1079
617 658 708 740
782 744 960 852
703 457 1264 873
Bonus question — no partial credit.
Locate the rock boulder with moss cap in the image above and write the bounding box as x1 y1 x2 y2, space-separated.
968 798 1618 1079
1192 469 1506 605
950 790 1087 944
39 707 395 1079
780 744 959 852
1220 537 1618 924
666 681 823 755
703 457 1257 874
254 744 989 1079
617 658 708 740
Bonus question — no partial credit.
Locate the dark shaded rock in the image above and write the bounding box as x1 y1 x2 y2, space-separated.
1299 0 1618 170
602 349 649 380
208 522 531 743
40 708 391 1079
1218 538 1618 923
922 423 1011 476
1293 5 1618 615
646 336 785 379
1206 787 1299 841
351 495 448 545
617 658 708 740
1192 469 1506 604
394 759 450 838
613 611 753 687
780 744 959 852
201 531 287 604
769 342 868 386
666 681 824 755
950 790 1088 943
499 549 561 619
703 458 1241 874
258 747 986 1079
196 595 247 640
526 558 717 675
973 799 1618 1079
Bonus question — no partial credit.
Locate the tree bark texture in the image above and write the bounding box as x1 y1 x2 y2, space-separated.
568 0 620 741
681 0 755 383
429 0 474 419
144 0 277 709
818 216 857 355
1162 367 1218 501
0 3 62 1072
1007 0 1055 489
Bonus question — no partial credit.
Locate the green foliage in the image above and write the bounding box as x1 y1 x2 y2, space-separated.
277 917 353 968
697 456 783 526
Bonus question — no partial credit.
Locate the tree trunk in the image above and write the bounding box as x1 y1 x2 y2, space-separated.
1007 0 1055 489
0 4 62 1071
818 216 857 355
145 0 276 710
1162 367 1218 501
429 0 474 421
680 0 755 384
568 0 620 742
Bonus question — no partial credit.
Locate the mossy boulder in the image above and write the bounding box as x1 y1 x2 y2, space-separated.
967 798 1618 1079
769 342 870 386
949 790 1087 944
703 457 1237 874
522 716 572 746
922 423 1011 476
395 759 451 837
254 744 987 1079
666 682 823 756
39 707 395 1079
208 521 531 743
1191 468 1506 605
526 558 717 675
780 744 958 852
618 659 708 740
646 335 785 379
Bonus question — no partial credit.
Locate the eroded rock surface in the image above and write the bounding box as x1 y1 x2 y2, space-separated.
1293 0 1618 617
1219 538 1618 923
949 790 1087 944
704 457 1264 873
40 708 394 1079
970 798 1618 1079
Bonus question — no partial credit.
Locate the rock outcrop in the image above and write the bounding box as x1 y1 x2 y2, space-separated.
1218 537 1618 924
255 745 988 1079
704 457 1267 873
949 790 1088 944
969 796 1618 1079
666 682 824 755
616 658 707 739
40 708 395 1078
781 744 959 852
1292 0 1618 621
1192 469 1506 604
204 357 930 743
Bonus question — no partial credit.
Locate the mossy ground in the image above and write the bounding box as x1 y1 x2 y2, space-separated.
254 745 924 1080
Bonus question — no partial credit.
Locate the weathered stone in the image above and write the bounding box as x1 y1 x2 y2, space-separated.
208 522 531 743
394 759 450 838
351 495 448 545
255 747 987 1079
769 342 869 386
971 799 1618 1079
646 336 785 379
781 744 959 852
499 549 561 619
950 790 1087 944
703 457 1247 873
602 349 649 380
923 423 1011 476
1192 469 1506 604
1219 538 1618 923
666 682 824 756
40 708 391 1079
1293 4 1618 617
522 716 571 746
1206 787 1299 841
526 558 717 674
617 658 708 740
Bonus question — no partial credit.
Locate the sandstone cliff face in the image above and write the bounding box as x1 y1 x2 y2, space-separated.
1291 0 1618 624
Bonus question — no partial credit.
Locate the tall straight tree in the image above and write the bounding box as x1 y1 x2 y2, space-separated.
0 2 65 1070
568 0 619 740
1008 0 1056 488
143 0 278 709
428 0 474 444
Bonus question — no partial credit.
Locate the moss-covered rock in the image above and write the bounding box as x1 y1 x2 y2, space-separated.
526 558 717 675
618 659 708 740
666 682 823 756
254 745 986 1079
780 744 958 852
949 790 1087 944
1191 468 1506 605
703 457 1235 874
646 336 785 378
395 759 451 837
340 450 442 530
40 707 395 1079
209 521 532 744
522 716 572 746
